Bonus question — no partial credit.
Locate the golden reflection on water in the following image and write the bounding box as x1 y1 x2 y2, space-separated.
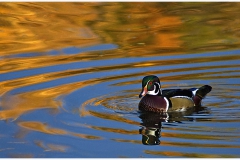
0 79 96 120
160 140 240 148
34 140 68 152
2 2 240 57
18 121 67 135
88 110 139 126
111 136 240 151
18 121 101 140
144 150 237 158
0 2 100 56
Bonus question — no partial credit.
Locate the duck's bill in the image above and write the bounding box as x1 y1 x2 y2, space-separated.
139 87 147 98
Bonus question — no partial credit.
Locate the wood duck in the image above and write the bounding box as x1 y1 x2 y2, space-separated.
138 75 212 113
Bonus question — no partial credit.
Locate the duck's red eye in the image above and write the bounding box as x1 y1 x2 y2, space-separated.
148 81 153 85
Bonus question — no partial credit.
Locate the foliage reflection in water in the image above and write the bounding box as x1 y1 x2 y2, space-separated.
0 2 240 158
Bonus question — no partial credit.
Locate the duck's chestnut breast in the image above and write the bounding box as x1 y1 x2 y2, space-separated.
138 95 167 113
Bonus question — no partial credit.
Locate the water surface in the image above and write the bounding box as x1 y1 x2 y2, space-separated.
0 2 240 158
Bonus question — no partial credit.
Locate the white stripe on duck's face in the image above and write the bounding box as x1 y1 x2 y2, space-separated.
146 80 162 96
139 76 162 98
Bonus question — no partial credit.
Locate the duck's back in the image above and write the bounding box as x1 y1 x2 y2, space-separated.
162 89 194 98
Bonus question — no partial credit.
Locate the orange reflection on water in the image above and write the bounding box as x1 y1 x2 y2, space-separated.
88 110 139 126
92 2 184 54
144 150 237 158
0 2 100 56
89 125 138 135
162 132 224 140
111 138 141 145
154 33 183 49
1 2 240 58
18 121 67 135
34 140 69 152
160 140 240 149
0 79 95 120
8 153 33 158
18 121 101 140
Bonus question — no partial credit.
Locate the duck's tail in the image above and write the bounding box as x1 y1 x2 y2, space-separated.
197 85 212 98
193 85 212 106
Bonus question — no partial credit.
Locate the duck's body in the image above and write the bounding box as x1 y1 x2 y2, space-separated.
138 75 212 113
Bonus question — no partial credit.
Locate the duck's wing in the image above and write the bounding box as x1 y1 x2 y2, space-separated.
162 85 212 99
162 89 195 98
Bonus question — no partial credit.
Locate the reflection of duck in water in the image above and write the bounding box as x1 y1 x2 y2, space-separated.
138 75 212 113
139 106 209 145
139 112 167 145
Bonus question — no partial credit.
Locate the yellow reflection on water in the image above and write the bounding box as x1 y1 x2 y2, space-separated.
0 79 95 120
18 121 67 135
88 110 139 126
18 121 102 140
144 150 237 158
8 153 33 158
0 2 100 56
1 2 240 58
34 140 69 152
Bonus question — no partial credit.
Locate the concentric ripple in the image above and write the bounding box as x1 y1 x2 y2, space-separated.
1 44 240 158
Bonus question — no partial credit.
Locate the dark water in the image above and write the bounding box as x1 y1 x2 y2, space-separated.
0 2 240 158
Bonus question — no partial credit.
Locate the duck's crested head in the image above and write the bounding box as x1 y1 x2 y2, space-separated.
139 75 162 98
141 75 159 87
